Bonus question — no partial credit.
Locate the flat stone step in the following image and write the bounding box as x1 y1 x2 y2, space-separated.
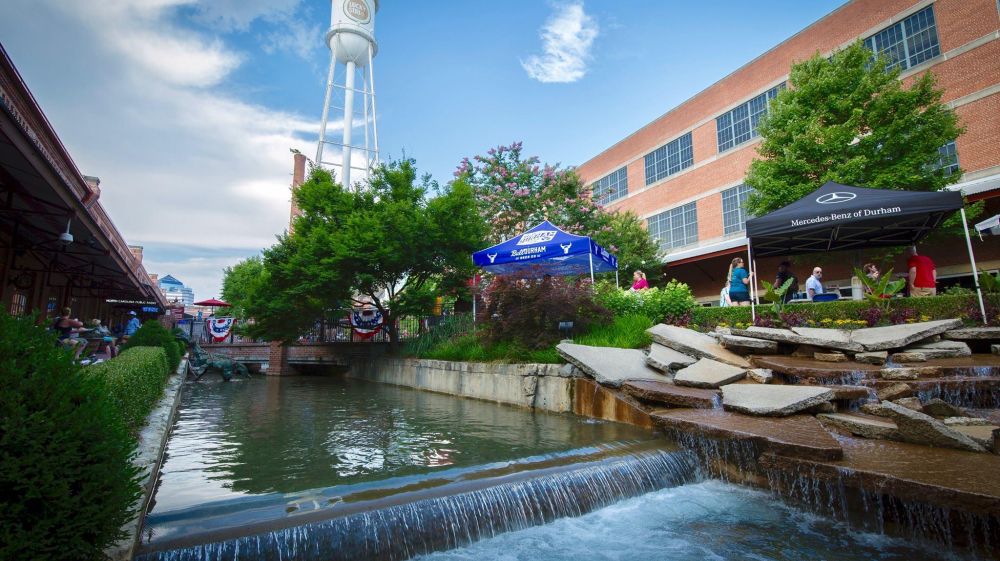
732 326 863 353
651 408 843 460
817 412 901 440
621 380 719 409
673 358 746 389
556 343 666 388
645 343 696 373
751 355 879 383
647 324 750 368
720 384 833 417
906 340 972 359
719 334 779 354
849 319 962 351
866 376 1000 409
807 385 872 401
944 327 1000 341
880 401 986 452
759 437 1000 516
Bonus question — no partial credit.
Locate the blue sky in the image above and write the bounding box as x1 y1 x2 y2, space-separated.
0 0 844 299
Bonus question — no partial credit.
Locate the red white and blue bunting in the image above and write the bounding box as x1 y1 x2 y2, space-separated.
206 317 236 343
350 308 384 340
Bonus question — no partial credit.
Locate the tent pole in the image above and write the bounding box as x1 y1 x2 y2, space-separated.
589 251 595 285
961 208 988 325
747 240 756 323
472 275 477 325
615 269 619 289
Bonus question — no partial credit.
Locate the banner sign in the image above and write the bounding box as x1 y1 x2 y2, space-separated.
206 317 235 343
350 308 384 340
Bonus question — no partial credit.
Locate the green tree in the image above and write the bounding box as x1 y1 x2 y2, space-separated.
746 42 964 216
591 210 662 285
221 256 264 318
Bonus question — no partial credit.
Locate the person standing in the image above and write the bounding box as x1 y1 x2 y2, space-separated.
719 281 732 307
727 258 752 306
806 267 824 300
906 246 937 297
123 310 142 341
630 270 649 291
774 261 798 303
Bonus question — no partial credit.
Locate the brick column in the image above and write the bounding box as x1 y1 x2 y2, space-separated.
267 341 295 376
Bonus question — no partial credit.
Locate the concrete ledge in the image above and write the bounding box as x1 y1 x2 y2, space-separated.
348 357 576 412
106 358 188 561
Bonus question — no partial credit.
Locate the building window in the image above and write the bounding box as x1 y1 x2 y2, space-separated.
931 140 959 176
863 5 940 72
592 166 628 205
9 292 27 316
716 86 782 152
722 184 754 235
644 132 693 186
647 202 698 252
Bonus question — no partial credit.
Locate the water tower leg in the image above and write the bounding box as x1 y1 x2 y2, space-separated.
342 60 357 190
316 52 337 166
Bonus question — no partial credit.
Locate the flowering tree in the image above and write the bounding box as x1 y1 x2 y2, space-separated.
456 142 660 283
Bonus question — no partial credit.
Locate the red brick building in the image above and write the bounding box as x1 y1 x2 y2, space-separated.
577 0 1000 303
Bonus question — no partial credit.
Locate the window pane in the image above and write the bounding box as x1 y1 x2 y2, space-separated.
716 85 783 152
864 6 939 71
592 166 629 205
648 202 699 252
644 132 694 185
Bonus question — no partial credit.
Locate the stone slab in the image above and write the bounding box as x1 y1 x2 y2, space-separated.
921 398 964 419
747 368 773 384
850 319 963 351
817 412 900 440
855 351 888 365
720 384 834 417
876 382 914 401
944 327 1000 341
647 324 750 368
824 385 874 400
733 326 863 352
893 397 924 411
944 417 993 426
814 352 848 363
556 343 666 388
621 380 719 409
750 355 880 382
792 327 857 349
719 334 779 354
907 340 972 359
880 401 986 452
951 425 998 450
879 367 920 380
651 409 843 460
645 343 696 373
673 358 746 389
890 352 928 363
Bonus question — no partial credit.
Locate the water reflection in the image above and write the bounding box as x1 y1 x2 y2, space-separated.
150 375 651 515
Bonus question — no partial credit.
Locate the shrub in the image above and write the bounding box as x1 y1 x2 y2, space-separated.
480 274 610 350
0 312 141 560
405 314 475 358
87 346 170 432
422 334 562 364
574 314 654 349
595 280 696 324
123 320 180 371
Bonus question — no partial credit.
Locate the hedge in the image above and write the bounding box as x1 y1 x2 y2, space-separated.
0 312 141 560
87 346 171 432
689 294 981 331
122 320 180 372
595 280 696 324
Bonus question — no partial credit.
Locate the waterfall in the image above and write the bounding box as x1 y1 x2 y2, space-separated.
137 448 697 561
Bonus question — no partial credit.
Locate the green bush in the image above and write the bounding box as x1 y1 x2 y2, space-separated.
596 280 696 324
87 346 170 432
404 314 474 357
0 312 141 560
574 314 653 349
422 334 562 364
690 294 979 331
123 320 180 371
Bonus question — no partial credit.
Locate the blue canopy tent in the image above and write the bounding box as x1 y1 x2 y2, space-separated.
472 221 619 285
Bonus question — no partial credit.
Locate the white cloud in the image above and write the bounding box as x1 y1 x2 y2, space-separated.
521 1 599 83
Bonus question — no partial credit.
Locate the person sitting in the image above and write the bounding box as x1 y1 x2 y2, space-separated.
89 319 118 358
906 246 937 297
774 261 798 304
122 310 141 342
630 270 649 291
52 307 85 359
806 267 824 300
727 257 753 307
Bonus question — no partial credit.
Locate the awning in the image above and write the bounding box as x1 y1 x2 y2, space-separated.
472 220 618 277
976 214 1000 236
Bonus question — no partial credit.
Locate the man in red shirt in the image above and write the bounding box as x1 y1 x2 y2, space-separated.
906 246 936 297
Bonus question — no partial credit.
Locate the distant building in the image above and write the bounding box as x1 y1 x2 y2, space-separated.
157 274 195 306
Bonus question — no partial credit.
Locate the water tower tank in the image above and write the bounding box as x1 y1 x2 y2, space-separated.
329 0 379 66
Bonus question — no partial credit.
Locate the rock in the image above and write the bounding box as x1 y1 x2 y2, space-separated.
556 344 666 388
880 368 919 381
750 355 880 382
733 327 863 352
993 344 1000 356
877 382 914 401
818 412 901 440
890 352 928 363
814 352 848 363
645 343 697 373
720 334 779 354
907 340 972 359
950 425 999 451
893 397 923 411
824 385 873 401
879 401 987 452
943 416 993 426
944 327 1000 341
713 327 732 336
806 401 837 414
854 351 888 365
720 384 834 417
558 363 577 377
647 324 751 368
860 402 891 417
673 358 746 389
747 368 773 384
792 344 825 357
921 398 965 419
851 319 963 351
622 380 719 409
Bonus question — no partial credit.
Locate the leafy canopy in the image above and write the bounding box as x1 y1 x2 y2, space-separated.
746 42 964 217
221 256 264 319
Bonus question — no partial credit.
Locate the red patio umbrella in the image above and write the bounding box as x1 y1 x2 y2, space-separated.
193 298 231 317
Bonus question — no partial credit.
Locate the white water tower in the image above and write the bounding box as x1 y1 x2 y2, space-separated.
316 0 380 190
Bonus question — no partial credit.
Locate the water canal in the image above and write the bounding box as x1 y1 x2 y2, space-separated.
139 374 980 560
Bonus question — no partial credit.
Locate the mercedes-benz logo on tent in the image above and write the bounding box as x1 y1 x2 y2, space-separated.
816 192 857 204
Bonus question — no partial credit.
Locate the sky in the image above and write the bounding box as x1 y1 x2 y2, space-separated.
0 0 845 300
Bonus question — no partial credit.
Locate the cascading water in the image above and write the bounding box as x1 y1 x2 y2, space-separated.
136 448 697 561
